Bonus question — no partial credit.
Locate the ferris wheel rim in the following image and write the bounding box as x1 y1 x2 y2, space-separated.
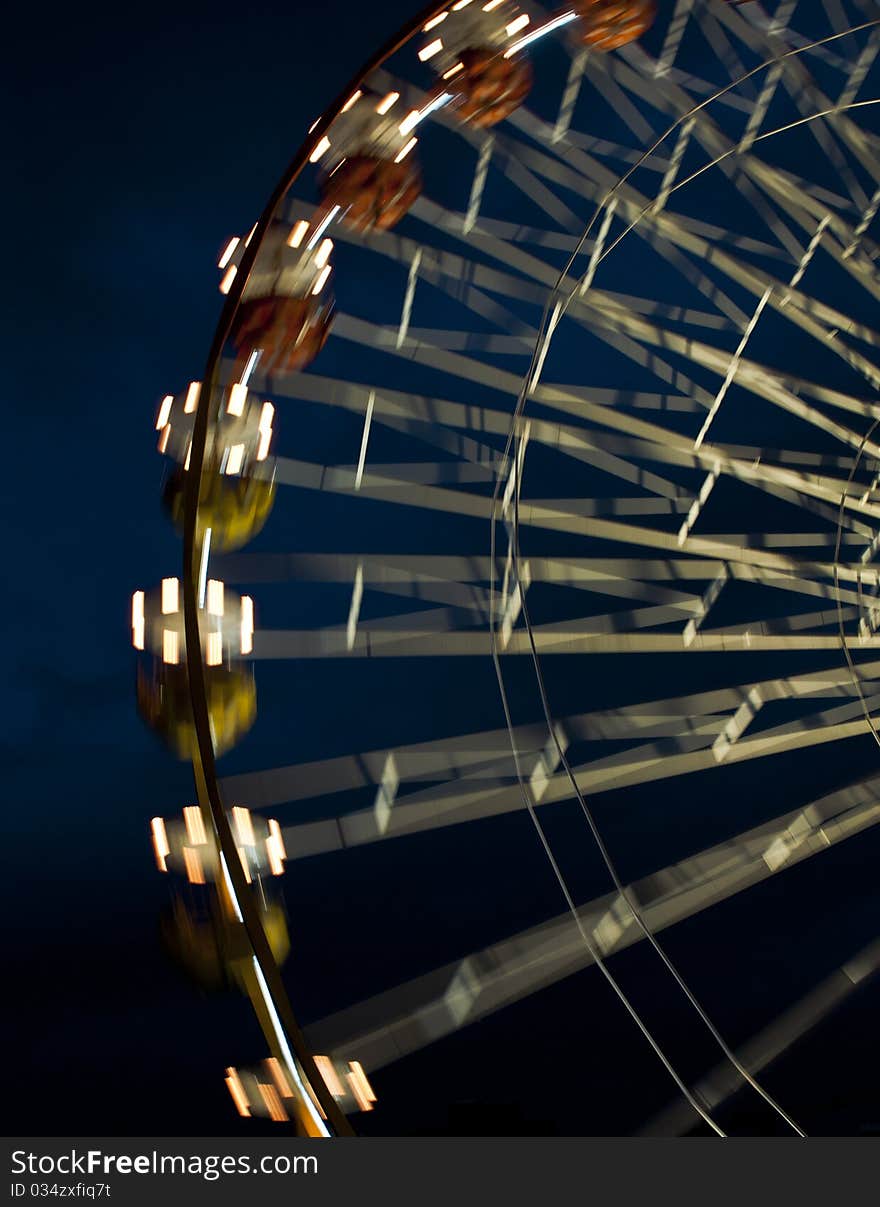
160 0 880 1136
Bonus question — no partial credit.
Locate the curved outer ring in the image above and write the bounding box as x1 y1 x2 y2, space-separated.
180 0 453 1137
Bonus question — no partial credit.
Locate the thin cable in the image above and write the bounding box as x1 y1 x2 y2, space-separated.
489 18 878 1138
488 439 726 1137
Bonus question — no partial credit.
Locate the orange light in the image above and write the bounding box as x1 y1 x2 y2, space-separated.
257 1081 289 1123
183 805 207 846
225 1068 251 1117
150 817 169 872
314 1056 345 1099
182 845 205 884
264 1057 293 1099
232 805 256 847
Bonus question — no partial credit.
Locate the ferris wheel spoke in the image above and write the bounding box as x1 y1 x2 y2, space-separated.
305 772 880 1075
641 937 880 1135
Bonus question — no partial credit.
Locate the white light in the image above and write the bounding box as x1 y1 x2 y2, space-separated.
394 137 418 164
218 236 240 269
151 816 169 871
257 403 274 461
132 591 145 650
241 596 254 655
312 264 332 295
198 529 211 610
376 91 400 115
162 629 179 665
419 38 443 61
306 205 339 250
184 382 201 414
288 219 309 249
452 0 472 8
226 382 248 416
423 11 447 31
183 443 191 472
309 135 331 163
504 10 576 56
483 0 504 10
505 13 529 37
314 238 333 270
399 109 421 136
256 427 272 463
225 443 245 476
244 223 257 247
239 348 261 387
341 90 362 113
232 805 256 848
206 579 225 617
161 577 179 615
401 92 453 136
155 394 173 430
249 958 331 1138
206 631 222 666
157 424 171 455
442 62 464 79
219 264 237 294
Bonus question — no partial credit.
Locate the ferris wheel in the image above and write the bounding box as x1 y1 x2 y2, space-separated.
133 0 880 1136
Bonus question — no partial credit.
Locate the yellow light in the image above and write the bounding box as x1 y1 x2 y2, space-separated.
184 382 201 414
232 805 256 848
423 12 447 32
314 1056 345 1099
341 90 362 113
394 137 417 164
506 12 529 35
226 382 248 416
182 846 205 884
241 595 254 655
155 394 173 430
309 135 331 163
225 1069 251 1117
376 91 400 115
225 444 245 476
219 264 237 294
483 0 504 10
183 805 207 846
206 579 225 617
288 219 309 249
419 38 443 61
162 629 179 665
311 264 332 296
157 424 171 455
314 238 333 269
244 222 257 247
161 577 179 615
217 236 240 269
183 442 192 472
452 0 473 8
150 816 170 871
442 62 465 79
